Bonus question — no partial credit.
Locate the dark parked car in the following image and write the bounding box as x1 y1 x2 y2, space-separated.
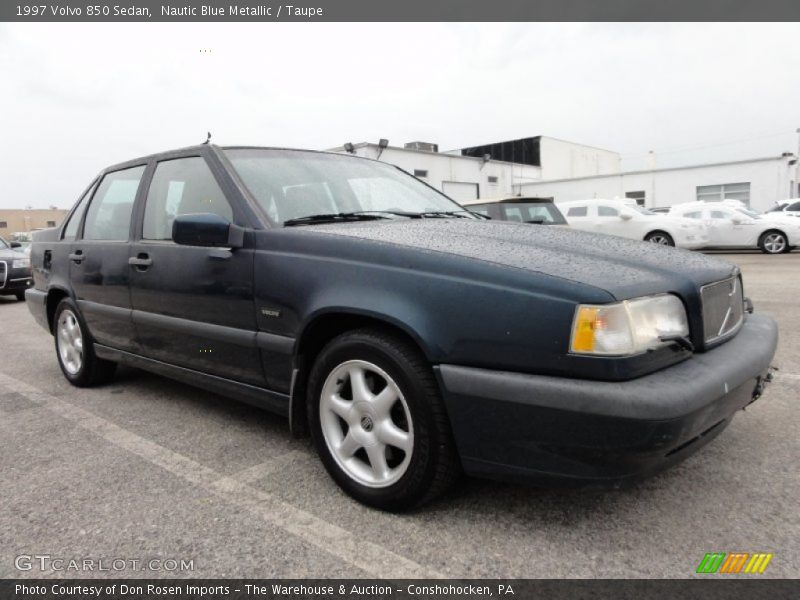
27 144 778 510
0 236 32 300
461 196 568 225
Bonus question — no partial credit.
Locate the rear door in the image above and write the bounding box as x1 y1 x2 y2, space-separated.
128 153 264 386
563 204 592 231
69 165 145 352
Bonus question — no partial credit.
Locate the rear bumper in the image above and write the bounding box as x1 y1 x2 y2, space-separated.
436 313 778 485
25 288 49 331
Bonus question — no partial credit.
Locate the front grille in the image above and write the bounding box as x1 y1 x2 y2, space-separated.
0 261 6 289
701 275 744 344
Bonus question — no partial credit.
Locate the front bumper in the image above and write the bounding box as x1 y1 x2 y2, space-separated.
0 267 33 294
436 313 778 485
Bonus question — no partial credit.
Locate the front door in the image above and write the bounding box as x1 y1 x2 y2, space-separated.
69 165 145 352
128 155 265 386
705 208 742 247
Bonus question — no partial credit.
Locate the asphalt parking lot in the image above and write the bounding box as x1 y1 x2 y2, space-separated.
1 252 797 579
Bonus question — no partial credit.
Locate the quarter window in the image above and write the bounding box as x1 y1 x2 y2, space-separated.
567 206 588 217
143 157 233 240
63 184 95 240
82 166 144 241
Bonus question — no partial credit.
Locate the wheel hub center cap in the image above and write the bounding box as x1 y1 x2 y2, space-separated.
360 414 374 432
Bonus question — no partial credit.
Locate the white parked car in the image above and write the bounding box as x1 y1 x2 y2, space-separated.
558 199 708 249
766 199 800 219
668 201 800 254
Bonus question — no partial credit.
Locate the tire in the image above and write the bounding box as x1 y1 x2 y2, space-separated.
759 230 788 254
307 329 460 511
53 297 117 387
644 231 674 246
15 291 25 301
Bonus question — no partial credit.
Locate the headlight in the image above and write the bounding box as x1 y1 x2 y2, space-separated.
570 294 689 356
12 258 30 269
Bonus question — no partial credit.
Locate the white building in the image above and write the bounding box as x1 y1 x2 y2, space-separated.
328 136 620 202
329 137 799 212
518 154 799 213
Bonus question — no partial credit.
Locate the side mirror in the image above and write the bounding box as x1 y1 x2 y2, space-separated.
172 213 244 248
9 241 21 249
620 210 634 220
731 216 743 225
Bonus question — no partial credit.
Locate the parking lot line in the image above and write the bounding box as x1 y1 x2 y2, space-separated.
230 450 312 484
0 372 440 579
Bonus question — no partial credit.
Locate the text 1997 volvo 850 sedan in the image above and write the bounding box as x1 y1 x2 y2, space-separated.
27 144 777 510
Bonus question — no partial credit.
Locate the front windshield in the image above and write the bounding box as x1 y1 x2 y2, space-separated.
224 148 469 224
631 205 655 216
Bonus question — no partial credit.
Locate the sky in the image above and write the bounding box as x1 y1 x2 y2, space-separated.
2 22 800 209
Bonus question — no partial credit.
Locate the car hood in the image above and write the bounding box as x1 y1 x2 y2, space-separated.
307 219 735 299
0 248 26 260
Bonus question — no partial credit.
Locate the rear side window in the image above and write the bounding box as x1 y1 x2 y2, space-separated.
62 183 96 240
143 157 232 240
567 206 588 217
598 205 619 217
82 166 145 241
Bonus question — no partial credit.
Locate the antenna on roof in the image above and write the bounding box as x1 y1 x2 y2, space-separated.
203 131 212 145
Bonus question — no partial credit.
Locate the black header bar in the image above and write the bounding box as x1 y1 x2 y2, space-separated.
4 0 800 22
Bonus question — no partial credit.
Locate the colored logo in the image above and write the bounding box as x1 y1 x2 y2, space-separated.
696 552 773 574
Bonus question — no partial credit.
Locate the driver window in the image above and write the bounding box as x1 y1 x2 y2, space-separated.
598 205 619 217
143 157 233 240
710 210 731 220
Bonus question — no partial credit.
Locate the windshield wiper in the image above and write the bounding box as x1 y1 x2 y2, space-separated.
417 210 489 220
283 212 396 226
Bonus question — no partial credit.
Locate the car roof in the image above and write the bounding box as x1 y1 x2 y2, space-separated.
557 198 623 205
460 196 555 206
100 143 378 174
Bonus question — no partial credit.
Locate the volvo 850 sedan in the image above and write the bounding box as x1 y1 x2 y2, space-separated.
27 144 777 510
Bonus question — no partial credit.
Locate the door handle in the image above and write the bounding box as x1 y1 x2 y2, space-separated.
128 254 153 270
68 251 84 263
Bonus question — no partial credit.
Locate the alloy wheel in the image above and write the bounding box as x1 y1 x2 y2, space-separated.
763 233 786 254
319 359 414 488
648 234 671 245
57 309 83 375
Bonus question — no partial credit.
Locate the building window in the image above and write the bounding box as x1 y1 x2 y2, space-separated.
46 220 56 227
413 169 428 178
487 176 498 183
0 221 7 228
625 191 646 206
696 182 750 205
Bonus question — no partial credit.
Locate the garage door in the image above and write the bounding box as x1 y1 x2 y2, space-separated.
442 181 479 203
